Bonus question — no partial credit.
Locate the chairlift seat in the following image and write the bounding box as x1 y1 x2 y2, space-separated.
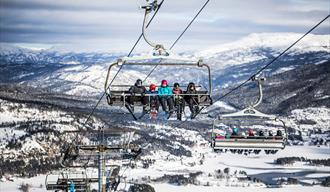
212 137 285 150
106 89 212 107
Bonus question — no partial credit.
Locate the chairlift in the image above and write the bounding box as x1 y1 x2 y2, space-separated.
45 170 90 191
45 167 121 191
210 77 288 155
59 129 140 168
104 0 212 121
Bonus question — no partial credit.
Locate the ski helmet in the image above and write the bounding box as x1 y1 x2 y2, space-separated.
174 83 180 88
149 84 156 91
161 79 168 86
136 79 142 86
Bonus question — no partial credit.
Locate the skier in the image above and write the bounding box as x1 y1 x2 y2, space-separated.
127 79 148 112
69 180 75 192
276 130 283 137
231 127 239 136
268 130 274 137
184 82 199 118
146 84 160 119
158 79 175 115
147 84 160 110
172 83 185 120
247 129 255 137
258 130 265 137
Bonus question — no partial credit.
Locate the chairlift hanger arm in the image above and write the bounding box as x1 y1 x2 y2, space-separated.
251 76 265 108
141 0 168 56
219 107 276 120
216 76 267 120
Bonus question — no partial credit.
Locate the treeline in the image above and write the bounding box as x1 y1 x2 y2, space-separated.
322 176 330 187
4 125 61 151
0 118 76 129
152 171 203 186
0 156 61 178
275 157 330 166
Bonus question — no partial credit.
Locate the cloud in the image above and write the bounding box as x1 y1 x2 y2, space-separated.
0 0 329 52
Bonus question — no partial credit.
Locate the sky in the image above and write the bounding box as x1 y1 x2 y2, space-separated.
0 0 329 53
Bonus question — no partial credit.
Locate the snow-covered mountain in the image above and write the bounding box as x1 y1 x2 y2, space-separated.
0 43 122 65
198 33 329 65
0 33 329 97
1 33 330 191
199 33 329 70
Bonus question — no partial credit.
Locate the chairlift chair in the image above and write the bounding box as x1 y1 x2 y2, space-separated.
104 0 212 121
45 170 89 191
211 77 288 155
60 129 140 168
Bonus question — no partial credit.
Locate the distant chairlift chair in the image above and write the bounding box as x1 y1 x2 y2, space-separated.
211 77 288 155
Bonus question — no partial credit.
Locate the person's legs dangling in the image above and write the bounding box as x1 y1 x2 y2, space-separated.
159 97 168 112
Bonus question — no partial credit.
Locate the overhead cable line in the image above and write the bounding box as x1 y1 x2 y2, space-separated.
74 0 165 143
177 14 330 127
143 0 211 82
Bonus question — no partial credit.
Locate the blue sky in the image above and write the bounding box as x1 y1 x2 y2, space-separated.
0 0 329 52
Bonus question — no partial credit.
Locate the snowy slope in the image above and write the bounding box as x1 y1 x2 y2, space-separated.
1 33 329 97
0 33 330 192
1 119 329 191
198 33 329 67
0 98 104 161
283 107 330 133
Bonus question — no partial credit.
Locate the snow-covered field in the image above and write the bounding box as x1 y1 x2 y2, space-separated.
153 184 329 192
123 126 330 190
0 31 329 191
1 144 329 191
1 97 329 191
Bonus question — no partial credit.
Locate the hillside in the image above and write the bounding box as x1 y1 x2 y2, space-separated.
0 33 329 191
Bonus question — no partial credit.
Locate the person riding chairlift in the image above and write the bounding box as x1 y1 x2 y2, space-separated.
146 84 160 111
268 130 274 137
231 127 239 137
158 80 175 115
247 129 255 137
185 82 200 118
258 130 265 137
128 79 148 112
276 130 283 137
173 83 185 120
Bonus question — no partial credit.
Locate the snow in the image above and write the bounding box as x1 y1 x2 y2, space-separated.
0 99 75 126
153 184 329 192
1 119 329 191
273 66 295 74
119 121 329 191
1 33 329 97
194 33 330 71
1 32 330 191
198 33 330 58
21 138 45 153
0 175 46 192
211 101 236 111
317 95 330 100
0 43 32 55
283 107 330 132
0 128 26 140
0 98 104 159
305 173 330 178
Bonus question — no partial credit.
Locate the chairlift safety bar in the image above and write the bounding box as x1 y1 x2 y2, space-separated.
105 58 212 95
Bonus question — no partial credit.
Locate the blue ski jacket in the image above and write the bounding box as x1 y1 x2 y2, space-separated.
158 86 173 96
